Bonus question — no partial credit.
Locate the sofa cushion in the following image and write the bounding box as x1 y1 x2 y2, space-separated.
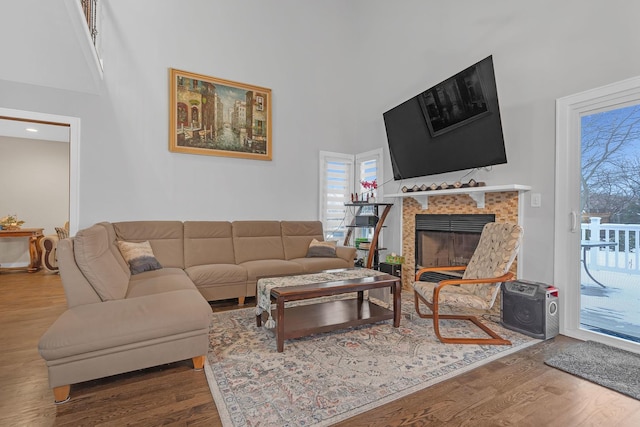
185 264 248 286
117 240 163 275
73 223 130 301
126 268 198 298
240 259 304 282
306 238 337 258
281 221 325 260
232 221 286 263
290 257 353 272
113 221 184 269
38 289 211 361
184 221 236 267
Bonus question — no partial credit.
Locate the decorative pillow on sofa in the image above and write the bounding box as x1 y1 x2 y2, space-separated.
306 239 337 258
116 240 163 275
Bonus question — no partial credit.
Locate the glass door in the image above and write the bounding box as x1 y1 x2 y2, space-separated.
556 76 640 353
579 105 640 342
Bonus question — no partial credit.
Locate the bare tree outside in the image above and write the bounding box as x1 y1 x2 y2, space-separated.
581 104 640 224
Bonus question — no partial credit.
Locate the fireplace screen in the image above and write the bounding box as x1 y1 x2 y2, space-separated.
415 214 495 269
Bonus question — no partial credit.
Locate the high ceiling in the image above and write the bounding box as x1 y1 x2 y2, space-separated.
0 0 103 95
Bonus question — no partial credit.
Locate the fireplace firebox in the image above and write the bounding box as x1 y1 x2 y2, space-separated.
415 214 495 273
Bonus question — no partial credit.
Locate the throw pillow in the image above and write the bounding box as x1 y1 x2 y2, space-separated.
306 239 337 258
116 240 163 275
55 226 69 240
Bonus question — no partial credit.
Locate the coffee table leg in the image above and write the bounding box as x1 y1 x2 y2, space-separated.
392 280 401 327
276 296 285 352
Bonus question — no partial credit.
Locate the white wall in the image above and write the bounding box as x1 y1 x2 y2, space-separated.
0 136 69 266
87 0 360 224
1 0 359 229
1 0 639 283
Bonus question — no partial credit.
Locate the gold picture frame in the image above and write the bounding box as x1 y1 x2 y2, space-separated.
169 68 272 160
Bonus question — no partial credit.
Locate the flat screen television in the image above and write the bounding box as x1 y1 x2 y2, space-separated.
383 56 507 180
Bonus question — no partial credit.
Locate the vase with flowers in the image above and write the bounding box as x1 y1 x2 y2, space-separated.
0 214 25 230
360 180 378 202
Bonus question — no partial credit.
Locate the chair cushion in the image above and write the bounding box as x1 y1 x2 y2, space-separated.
55 226 69 240
413 281 492 311
463 222 522 306
464 222 522 280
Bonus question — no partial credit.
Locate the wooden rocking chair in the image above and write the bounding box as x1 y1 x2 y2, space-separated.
413 222 523 345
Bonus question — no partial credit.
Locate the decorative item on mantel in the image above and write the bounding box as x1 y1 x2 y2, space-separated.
401 179 485 193
0 214 25 230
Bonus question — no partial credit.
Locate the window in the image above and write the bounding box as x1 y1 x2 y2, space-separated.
319 152 353 241
319 148 383 241
356 149 383 198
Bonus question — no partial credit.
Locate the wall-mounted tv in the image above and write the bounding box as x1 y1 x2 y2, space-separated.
383 56 507 180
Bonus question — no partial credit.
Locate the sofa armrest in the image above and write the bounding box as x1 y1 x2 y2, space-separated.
336 246 356 263
56 239 102 307
40 235 59 272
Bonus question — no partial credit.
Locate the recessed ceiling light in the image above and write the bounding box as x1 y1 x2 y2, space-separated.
26 128 38 132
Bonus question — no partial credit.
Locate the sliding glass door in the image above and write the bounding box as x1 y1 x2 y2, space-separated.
579 106 640 343
556 77 640 353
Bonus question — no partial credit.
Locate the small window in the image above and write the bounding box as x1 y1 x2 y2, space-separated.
319 148 383 241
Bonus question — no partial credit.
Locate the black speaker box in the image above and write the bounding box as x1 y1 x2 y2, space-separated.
501 280 559 340
355 215 378 227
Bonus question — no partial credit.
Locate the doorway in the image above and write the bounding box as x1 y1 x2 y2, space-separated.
0 108 80 236
556 76 640 353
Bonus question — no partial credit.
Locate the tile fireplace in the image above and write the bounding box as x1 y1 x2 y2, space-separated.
400 190 522 289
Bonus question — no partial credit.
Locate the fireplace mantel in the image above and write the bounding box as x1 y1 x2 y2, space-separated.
385 184 531 209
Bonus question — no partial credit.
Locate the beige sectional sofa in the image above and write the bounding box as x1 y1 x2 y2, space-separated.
38 220 355 403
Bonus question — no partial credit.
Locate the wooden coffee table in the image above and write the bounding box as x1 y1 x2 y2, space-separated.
256 272 401 352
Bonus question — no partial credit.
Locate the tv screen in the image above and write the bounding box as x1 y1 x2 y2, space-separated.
383 56 507 180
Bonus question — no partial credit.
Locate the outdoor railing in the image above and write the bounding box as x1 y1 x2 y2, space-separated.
581 217 640 274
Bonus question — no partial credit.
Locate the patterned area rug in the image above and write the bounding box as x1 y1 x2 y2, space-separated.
205 294 538 426
545 340 640 400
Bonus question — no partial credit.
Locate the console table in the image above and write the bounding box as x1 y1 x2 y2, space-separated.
0 228 44 272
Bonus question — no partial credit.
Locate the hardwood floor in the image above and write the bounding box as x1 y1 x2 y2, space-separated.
1 271 639 426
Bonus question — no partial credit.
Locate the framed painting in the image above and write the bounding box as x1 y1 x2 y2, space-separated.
169 68 272 160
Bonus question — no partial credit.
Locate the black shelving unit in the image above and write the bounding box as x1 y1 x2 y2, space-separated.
343 202 393 269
